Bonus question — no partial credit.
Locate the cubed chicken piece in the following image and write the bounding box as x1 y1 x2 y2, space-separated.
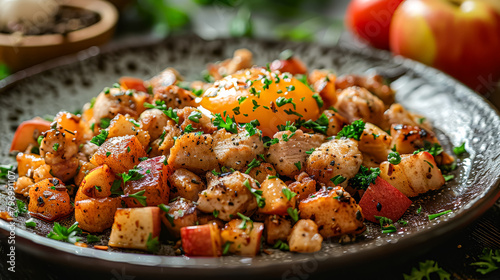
305 138 362 187
197 172 258 221
161 198 198 238
390 124 440 155
245 162 277 183
153 85 196 109
28 178 72 221
213 128 264 170
288 172 317 201
267 130 324 178
139 109 170 140
220 219 264 256
91 88 148 123
178 107 217 134
147 67 181 89
288 219 323 253
323 109 348 136
384 103 432 131
167 133 219 174
264 215 292 245
335 86 385 128
91 135 146 174
258 177 296 215
335 74 395 107
107 114 150 147
359 122 392 163
379 151 445 197
299 187 365 238
152 119 182 157
108 207 161 251
168 168 206 201
123 156 171 207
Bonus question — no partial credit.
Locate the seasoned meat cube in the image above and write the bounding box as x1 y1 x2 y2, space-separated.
178 106 217 134
335 86 386 128
213 128 264 170
139 109 169 140
264 215 292 245
107 114 151 147
288 219 323 253
305 138 362 187
40 128 78 166
167 133 219 174
150 119 182 157
299 187 365 238
196 172 258 221
161 198 198 238
335 74 395 106
245 162 277 183
379 151 445 197
153 85 196 109
147 68 181 89
267 130 324 178
168 168 206 201
390 124 440 155
92 88 148 123
323 109 348 136
359 122 392 163
288 172 317 201
384 103 432 131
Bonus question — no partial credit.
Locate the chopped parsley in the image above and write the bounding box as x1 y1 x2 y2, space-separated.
245 158 261 174
89 97 96 109
101 117 111 129
47 222 82 243
244 120 260 136
212 113 238 134
120 167 145 184
294 161 302 171
388 151 401 165
25 218 37 228
237 212 253 230
403 260 450 280
37 135 44 146
284 109 303 117
232 106 241 115
128 119 140 127
52 143 59 151
128 190 147 207
470 248 500 275
252 100 260 111
87 234 100 243
213 210 219 218
286 85 295 92
159 204 175 226
90 130 108 146
374 216 397 234
336 120 365 141
184 124 195 133
305 148 315 155
222 241 233 255
299 113 329 134
443 174 454 182
428 210 452 220
238 96 247 104
287 207 299 222
282 188 297 201
413 141 443 157
275 97 296 109
417 205 422 214
146 233 160 253
330 175 346 186
188 111 202 123
111 180 123 195
144 101 179 124
348 166 380 190
453 142 467 156
14 199 28 217
312 93 324 108
243 179 265 208
273 240 290 251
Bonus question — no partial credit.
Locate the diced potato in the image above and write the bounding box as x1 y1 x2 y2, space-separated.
257 177 296 216
107 114 151 147
108 207 161 251
264 215 292 245
220 219 264 256
288 172 317 201
75 164 115 201
123 156 171 207
75 197 122 233
16 153 45 177
168 168 205 201
181 222 222 257
28 178 72 221
299 187 365 238
359 122 392 163
288 219 323 253
161 198 198 238
74 160 97 187
167 133 219 174
14 176 34 197
90 135 146 174
379 151 445 197
53 111 83 142
32 164 53 182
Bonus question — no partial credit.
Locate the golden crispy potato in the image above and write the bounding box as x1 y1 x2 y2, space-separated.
220 219 264 256
288 219 322 253
264 215 292 245
28 178 72 221
91 135 146 174
107 114 150 147
75 164 115 202
257 177 296 216
75 197 121 233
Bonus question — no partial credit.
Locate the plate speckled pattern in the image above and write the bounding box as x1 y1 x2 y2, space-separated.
0 36 499 278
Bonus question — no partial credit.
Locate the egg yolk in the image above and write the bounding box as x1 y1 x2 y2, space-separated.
199 68 320 136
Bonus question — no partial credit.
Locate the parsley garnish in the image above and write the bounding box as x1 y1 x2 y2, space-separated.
238 96 247 104
184 124 195 133
188 111 202 123
87 234 100 243
245 158 261 174
110 179 123 195
222 241 233 255
413 141 443 157
305 148 315 155
300 113 329 134
287 207 299 222
47 222 82 243
90 130 108 146
159 204 175 226
127 190 147 206
336 120 365 140
417 205 422 214
312 93 323 108
52 143 59 151
294 161 302 171
284 109 303 117
330 175 346 185
403 260 450 280
273 240 290 251
443 174 454 182
101 117 111 129
14 199 28 217
388 151 401 165
349 166 380 190
144 101 179 124
90 97 96 109
146 233 160 253
453 142 467 156
213 210 219 218
25 218 37 228
212 113 238 134
286 85 295 92
120 167 145 184
237 212 253 230
275 97 296 109
282 188 297 201
37 135 44 146
252 100 260 111
374 216 397 234
428 210 452 220
470 248 500 275
128 119 140 127
243 179 265 208
244 120 260 136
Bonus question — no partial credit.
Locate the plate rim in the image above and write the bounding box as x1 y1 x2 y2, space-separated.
1 35 499 276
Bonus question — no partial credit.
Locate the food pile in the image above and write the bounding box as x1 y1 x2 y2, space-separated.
8 49 459 256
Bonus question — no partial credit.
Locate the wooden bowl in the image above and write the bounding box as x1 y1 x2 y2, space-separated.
0 0 118 72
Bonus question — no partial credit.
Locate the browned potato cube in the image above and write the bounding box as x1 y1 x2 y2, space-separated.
74 160 96 187
264 215 292 245
75 197 122 233
91 135 146 174
220 219 264 256
160 198 198 238
28 178 72 221
288 219 322 253
75 164 115 202
258 177 296 216
288 172 317 201
107 114 151 147
168 168 205 201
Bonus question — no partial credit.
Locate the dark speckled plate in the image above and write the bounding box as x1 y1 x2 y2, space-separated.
0 36 499 279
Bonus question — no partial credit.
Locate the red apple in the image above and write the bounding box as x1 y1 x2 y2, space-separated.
359 177 412 223
10 119 51 152
119 76 148 93
180 223 222 257
390 0 500 92
346 0 405 49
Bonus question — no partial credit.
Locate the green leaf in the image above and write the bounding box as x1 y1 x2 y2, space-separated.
101 118 111 129
330 175 346 186
159 204 175 227
312 93 324 108
188 111 202 123
90 130 108 146
453 142 467 156
299 113 329 135
428 210 452 220
14 199 28 217
287 207 299 222
272 240 290 251
388 151 401 165
243 179 265 208
120 167 146 184
245 158 261 174
404 260 451 280
470 248 500 274
237 212 253 230
87 234 100 243
127 190 147 207
336 120 365 141
212 113 238 134
348 166 380 190
144 101 179 124
282 188 297 201
0 63 11 80
146 233 160 253
47 222 82 243
25 218 37 228
222 241 233 255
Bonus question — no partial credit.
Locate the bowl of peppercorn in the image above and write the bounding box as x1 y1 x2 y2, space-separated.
0 0 118 72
